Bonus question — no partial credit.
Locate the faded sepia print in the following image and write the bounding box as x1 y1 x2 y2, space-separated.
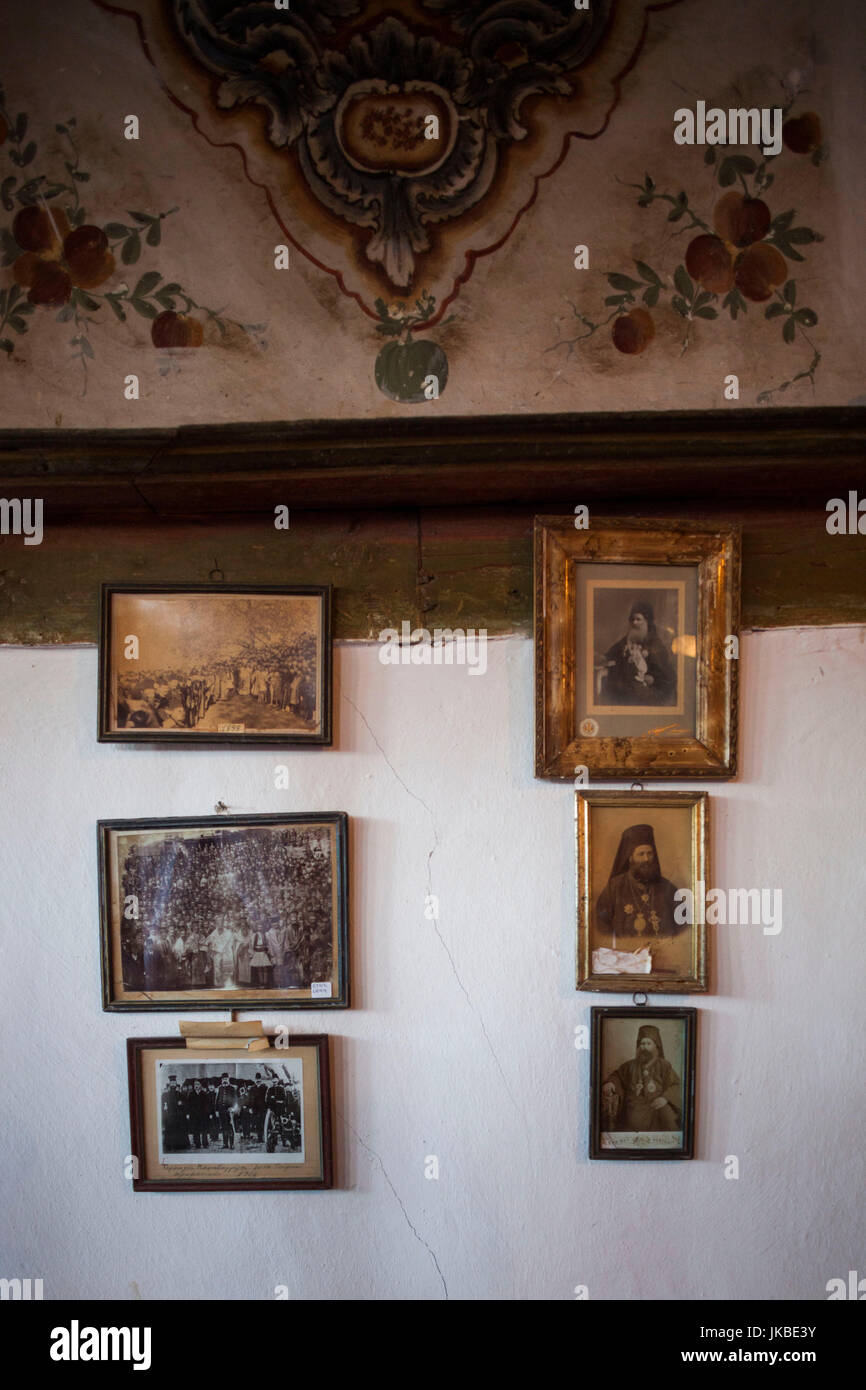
577 792 708 993
99 586 330 743
591 1009 696 1159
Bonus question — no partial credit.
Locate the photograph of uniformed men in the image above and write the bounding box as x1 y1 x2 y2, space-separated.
116 823 336 996
589 585 682 713
158 1060 304 1164
107 591 324 736
599 1017 686 1149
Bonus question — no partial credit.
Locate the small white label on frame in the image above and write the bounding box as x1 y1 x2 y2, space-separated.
311 981 333 999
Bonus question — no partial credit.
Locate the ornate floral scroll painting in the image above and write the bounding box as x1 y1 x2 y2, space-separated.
84 0 680 401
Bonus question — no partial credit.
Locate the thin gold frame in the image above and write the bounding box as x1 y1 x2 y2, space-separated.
576 789 709 994
534 517 740 779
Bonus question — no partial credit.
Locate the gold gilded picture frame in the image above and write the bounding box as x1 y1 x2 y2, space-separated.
534 517 740 779
576 790 709 993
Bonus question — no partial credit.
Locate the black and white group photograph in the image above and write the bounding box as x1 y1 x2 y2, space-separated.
158 1059 305 1164
99 814 349 1008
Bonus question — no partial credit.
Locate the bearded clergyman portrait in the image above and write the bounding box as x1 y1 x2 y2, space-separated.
594 822 686 942
601 1023 683 1135
598 596 677 707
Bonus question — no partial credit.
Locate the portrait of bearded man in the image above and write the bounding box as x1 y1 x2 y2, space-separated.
601 1025 683 1133
594 823 685 941
598 599 676 706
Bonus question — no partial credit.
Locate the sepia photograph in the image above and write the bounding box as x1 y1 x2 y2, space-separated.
98 584 331 744
577 791 708 992
534 518 740 779
128 1037 332 1191
99 813 349 1010
590 1008 696 1160
158 1058 304 1164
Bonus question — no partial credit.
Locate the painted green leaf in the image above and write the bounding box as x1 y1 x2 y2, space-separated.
694 306 718 320
133 271 162 298
104 296 127 322
673 265 693 299
129 297 157 319
81 338 94 359
783 280 796 305
56 304 75 323
0 338 13 354
75 291 101 312
9 315 29 333
15 113 27 140
634 261 661 285
72 170 90 182
782 317 796 344
795 308 818 327
104 223 129 240
718 159 736 187
1 176 16 212
604 295 627 306
128 211 152 224
764 303 787 319
785 227 818 244
146 223 161 247
671 295 689 318
55 123 68 135
121 234 142 265
607 273 640 291
642 285 659 308
19 142 37 167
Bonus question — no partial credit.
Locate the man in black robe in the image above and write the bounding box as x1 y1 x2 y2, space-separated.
594 823 683 941
161 1075 189 1152
599 599 676 706
602 1025 682 1132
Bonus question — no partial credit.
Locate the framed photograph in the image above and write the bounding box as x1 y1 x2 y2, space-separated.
576 790 708 992
534 518 740 778
99 813 349 1010
98 583 331 744
590 1007 696 1160
127 1036 333 1190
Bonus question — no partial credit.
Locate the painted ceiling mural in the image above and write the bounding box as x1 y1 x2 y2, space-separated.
87 0 682 400
0 0 851 418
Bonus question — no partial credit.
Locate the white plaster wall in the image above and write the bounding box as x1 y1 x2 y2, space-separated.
0 628 864 1301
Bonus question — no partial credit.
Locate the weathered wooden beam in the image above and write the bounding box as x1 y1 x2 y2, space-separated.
1 504 861 646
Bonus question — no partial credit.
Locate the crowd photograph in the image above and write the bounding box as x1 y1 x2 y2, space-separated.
158 1060 304 1163
104 590 325 737
116 823 337 996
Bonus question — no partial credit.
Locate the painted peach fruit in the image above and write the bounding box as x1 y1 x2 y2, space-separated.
685 234 735 293
734 243 788 301
612 308 655 354
151 310 203 348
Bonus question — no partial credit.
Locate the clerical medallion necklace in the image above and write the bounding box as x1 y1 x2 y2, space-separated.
627 876 661 935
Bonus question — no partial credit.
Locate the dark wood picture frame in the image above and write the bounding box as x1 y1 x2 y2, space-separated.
97 582 332 745
589 1006 697 1160
99 812 350 1011
127 1035 333 1191
534 518 740 779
